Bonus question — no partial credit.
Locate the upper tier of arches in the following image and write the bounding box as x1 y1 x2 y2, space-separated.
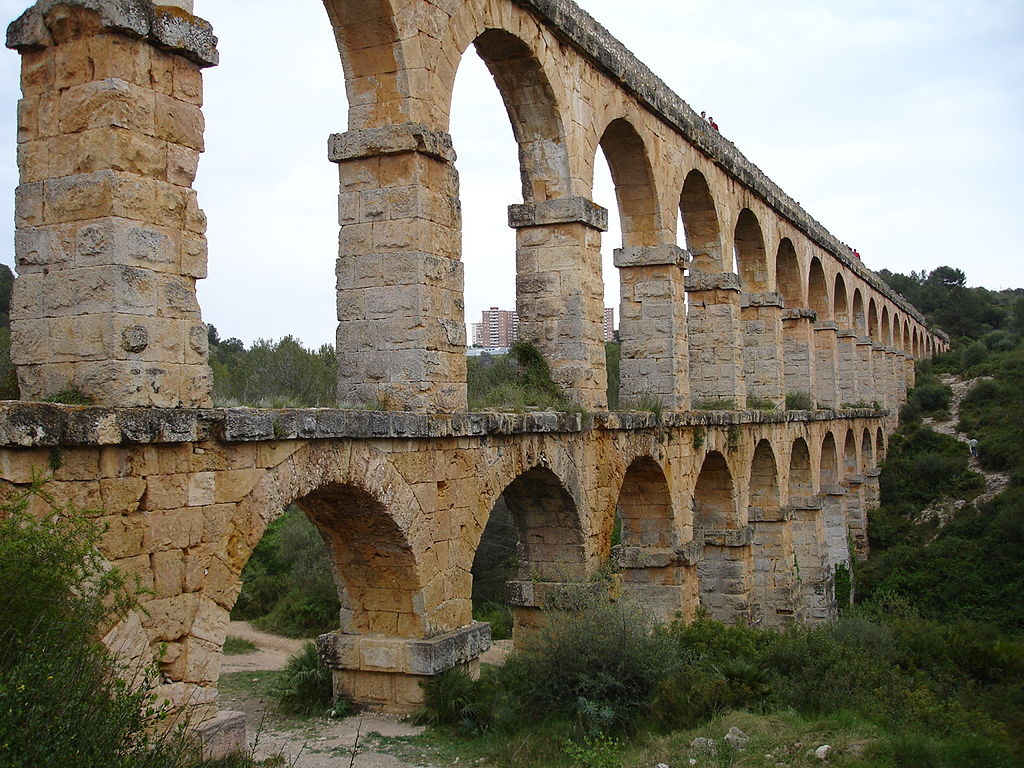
325 0 946 357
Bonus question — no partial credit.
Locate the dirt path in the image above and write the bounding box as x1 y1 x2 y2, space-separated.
922 374 1009 512
222 621 306 673
219 622 439 768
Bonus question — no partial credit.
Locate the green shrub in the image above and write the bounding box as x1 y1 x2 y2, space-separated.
962 341 989 368
272 642 335 716
785 391 814 410
745 396 778 411
467 342 573 412
415 666 497 735
500 595 674 731
473 601 513 641
0 481 259 767
900 398 922 424
910 377 952 414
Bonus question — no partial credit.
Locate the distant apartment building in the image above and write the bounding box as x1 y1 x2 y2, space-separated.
604 307 616 342
469 305 616 347
472 307 519 348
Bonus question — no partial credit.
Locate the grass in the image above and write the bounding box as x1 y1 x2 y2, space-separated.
468 342 575 412
745 396 779 411
785 391 815 410
223 636 259 655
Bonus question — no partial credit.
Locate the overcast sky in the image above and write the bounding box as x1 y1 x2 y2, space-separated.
0 0 1021 347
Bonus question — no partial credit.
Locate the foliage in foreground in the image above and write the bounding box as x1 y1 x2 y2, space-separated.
271 642 335 717
417 599 1023 762
208 328 336 408
0 482 263 767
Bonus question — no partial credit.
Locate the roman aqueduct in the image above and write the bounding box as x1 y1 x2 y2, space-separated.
3 0 947 743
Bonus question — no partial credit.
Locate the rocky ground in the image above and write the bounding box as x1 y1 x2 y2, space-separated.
219 621 438 768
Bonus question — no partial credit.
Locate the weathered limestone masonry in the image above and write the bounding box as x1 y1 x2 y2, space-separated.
2 0 951 752
7 0 216 407
0 404 888 714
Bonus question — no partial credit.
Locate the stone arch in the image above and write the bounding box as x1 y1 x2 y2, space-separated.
597 118 663 247
323 0 407 128
868 297 879 339
789 437 814 501
861 428 875 469
820 432 839 486
693 451 739 530
499 465 586 582
233 442 432 637
613 456 687 621
776 238 803 306
679 169 723 272
843 429 858 479
615 456 675 548
852 288 866 333
694 450 747 622
734 208 769 291
749 439 781 513
463 28 572 201
808 258 830 319
833 273 850 327
299 484 423 637
876 427 886 461
881 306 891 346
903 320 912 352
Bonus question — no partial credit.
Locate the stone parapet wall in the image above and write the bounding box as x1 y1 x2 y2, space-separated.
0 402 889 447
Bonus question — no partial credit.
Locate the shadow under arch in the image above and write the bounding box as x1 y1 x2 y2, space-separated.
748 438 798 625
843 428 869 559
598 118 664 247
447 26 572 201
788 436 833 621
322 0 408 128
693 451 750 623
680 169 723 272
471 463 587 641
734 208 769 292
229 442 432 638
612 456 689 622
776 238 803 306
808 257 831 320
852 288 866 334
296 483 422 638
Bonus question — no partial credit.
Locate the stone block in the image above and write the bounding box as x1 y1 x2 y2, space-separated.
329 123 455 163
613 243 689 267
77 125 166 178
58 77 155 134
508 197 608 231
154 92 204 150
196 711 246 760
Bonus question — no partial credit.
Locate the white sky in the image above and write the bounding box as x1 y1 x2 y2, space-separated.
0 0 1021 347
